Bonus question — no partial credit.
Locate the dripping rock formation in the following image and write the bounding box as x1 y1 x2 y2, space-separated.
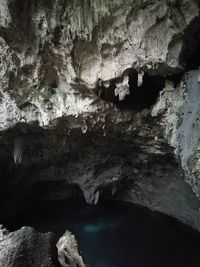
0 2 200 263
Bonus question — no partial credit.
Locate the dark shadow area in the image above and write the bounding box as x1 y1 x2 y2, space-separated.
4 0 36 47
99 69 184 111
0 0 55 49
180 16 200 70
3 199 200 267
99 69 165 111
127 70 165 110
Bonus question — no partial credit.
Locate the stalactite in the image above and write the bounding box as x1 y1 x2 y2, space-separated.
103 80 110 89
115 75 130 101
137 70 144 87
112 186 117 196
94 190 100 205
13 136 24 165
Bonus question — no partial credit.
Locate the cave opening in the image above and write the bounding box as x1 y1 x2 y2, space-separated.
99 69 166 111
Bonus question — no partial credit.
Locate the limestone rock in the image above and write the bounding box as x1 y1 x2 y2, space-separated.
0 0 200 234
0 225 59 267
0 0 198 130
152 70 200 204
57 230 87 267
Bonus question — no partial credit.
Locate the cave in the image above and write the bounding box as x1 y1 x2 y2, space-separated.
0 0 200 267
0 124 200 266
99 70 166 111
3 199 200 267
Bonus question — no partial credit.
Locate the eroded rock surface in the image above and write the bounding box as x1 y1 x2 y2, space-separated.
0 0 199 129
152 69 200 210
57 230 87 267
0 0 200 233
0 225 59 267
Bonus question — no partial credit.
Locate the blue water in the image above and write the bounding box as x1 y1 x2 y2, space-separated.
5 199 200 267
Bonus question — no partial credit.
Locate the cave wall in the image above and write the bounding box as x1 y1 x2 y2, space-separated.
153 70 200 205
0 0 198 130
0 0 200 231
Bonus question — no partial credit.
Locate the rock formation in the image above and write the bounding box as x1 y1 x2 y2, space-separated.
0 225 87 267
57 230 87 267
0 0 199 238
0 225 59 267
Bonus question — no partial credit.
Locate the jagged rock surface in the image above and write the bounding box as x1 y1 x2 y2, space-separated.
152 69 200 209
0 0 200 233
57 230 87 267
0 0 198 129
0 225 59 267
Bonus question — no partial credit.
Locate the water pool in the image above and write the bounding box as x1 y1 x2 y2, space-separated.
5 199 200 267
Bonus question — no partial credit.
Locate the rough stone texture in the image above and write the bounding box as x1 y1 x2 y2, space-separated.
0 0 200 233
0 119 199 231
152 70 200 206
0 225 59 267
0 0 198 129
57 230 87 267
